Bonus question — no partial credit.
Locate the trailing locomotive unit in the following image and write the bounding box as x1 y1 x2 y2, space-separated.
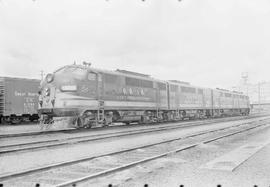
38 64 250 128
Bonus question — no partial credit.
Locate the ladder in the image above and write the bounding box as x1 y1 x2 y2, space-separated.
97 100 105 124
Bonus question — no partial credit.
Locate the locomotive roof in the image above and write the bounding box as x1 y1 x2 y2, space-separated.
168 79 246 97
55 64 168 83
54 65 247 97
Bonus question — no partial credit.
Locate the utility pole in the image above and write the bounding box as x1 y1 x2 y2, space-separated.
40 70 45 81
241 72 249 96
257 81 267 112
258 82 261 112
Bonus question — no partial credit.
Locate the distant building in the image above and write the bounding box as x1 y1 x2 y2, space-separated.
238 82 270 111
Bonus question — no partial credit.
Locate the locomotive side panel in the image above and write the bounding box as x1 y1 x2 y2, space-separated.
102 73 158 110
124 76 156 104
78 71 98 98
196 88 204 108
156 82 168 109
102 73 123 101
212 90 221 109
213 90 234 109
203 88 213 109
232 94 239 109
168 83 178 110
239 95 249 109
223 92 234 108
178 85 204 109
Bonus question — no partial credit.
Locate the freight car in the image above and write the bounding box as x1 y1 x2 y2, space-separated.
0 77 40 124
38 64 250 128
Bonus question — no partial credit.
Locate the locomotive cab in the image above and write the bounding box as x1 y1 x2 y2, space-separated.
39 65 100 126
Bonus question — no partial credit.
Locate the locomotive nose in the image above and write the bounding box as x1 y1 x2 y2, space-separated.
40 86 56 108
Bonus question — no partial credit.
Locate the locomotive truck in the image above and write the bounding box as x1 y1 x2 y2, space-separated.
0 77 40 124
38 64 250 128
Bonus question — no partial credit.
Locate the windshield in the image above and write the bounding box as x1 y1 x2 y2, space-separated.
55 66 87 79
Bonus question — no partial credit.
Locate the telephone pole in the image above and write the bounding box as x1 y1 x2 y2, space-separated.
40 70 45 80
258 82 261 112
241 72 249 96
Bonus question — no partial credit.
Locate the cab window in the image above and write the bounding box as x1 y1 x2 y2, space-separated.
55 66 87 79
88 73 96 81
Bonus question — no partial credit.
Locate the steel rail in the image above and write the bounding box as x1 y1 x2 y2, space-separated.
1 116 268 155
0 114 264 139
0 119 268 183
56 122 270 187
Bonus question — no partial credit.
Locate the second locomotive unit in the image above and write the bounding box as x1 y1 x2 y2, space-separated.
38 64 250 128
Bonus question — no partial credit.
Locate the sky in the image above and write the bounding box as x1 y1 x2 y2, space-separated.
0 0 270 89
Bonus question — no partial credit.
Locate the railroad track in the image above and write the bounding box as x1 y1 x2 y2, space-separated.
1 118 270 187
0 113 266 139
0 115 269 155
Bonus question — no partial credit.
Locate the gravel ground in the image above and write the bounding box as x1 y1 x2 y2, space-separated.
0 123 40 135
0 118 266 176
84 123 270 187
0 114 267 136
0 119 208 146
3 121 267 187
1 116 269 148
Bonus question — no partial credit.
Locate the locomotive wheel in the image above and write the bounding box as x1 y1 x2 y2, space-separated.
77 116 93 128
138 116 144 124
10 118 22 124
76 117 84 128
102 119 109 128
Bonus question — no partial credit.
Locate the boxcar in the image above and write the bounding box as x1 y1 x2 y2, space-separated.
0 77 40 124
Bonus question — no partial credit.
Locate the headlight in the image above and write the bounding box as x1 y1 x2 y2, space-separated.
45 87 50 96
61 85 77 92
46 73 54 83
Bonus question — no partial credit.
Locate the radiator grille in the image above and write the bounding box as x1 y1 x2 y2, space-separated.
0 77 5 115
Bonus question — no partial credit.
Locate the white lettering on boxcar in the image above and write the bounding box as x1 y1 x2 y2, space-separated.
28 92 38 97
15 91 26 96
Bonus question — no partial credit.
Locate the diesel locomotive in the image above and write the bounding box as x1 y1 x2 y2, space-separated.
38 64 250 128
